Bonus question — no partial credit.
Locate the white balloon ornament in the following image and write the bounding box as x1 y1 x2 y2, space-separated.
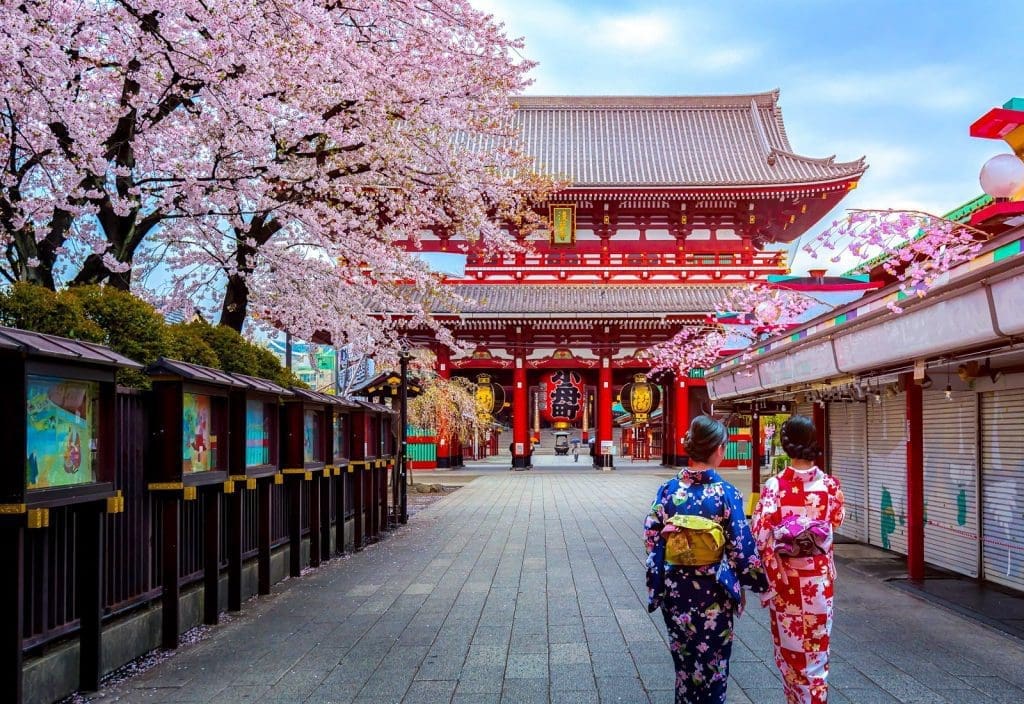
979 153 1024 200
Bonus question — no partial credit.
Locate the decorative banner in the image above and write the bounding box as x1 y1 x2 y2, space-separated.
619 373 662 425
550 205 576 245
541 370 584 425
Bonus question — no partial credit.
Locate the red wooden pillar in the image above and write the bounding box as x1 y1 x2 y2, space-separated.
812 401 827 470
750 412 761 495
597 358 614 469
674 375 689 466
435 346 452 468
512 357 529 469
904 372 925 581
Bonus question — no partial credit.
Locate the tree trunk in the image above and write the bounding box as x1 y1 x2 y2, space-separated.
216 216 281 331
219 272 249 332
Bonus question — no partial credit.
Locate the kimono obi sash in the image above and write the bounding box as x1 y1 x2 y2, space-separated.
661 514 726 566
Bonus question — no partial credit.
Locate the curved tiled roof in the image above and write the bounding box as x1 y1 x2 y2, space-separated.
435 284 736 316
507 91 866 188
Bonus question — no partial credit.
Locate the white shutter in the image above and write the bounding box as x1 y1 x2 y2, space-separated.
867 394 907 554
795 401 814 419
828 402 867 541
980 389 1024 591
922 390 979 577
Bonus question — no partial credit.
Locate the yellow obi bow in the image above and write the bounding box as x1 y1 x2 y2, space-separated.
662 514 726 566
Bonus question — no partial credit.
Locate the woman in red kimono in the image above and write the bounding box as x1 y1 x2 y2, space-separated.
752 415 844 704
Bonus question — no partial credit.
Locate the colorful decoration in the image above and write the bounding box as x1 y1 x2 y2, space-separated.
619 373 662 424
26 375 99 490
183 393 215 473
541 370 584 428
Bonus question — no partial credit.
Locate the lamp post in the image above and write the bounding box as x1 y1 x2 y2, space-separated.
399 350 410 524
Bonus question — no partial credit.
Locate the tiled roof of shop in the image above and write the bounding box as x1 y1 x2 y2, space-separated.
504 91 866 187
435 285 736 315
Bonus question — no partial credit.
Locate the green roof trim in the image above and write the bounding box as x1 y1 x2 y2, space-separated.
993 239 1024 262
1003 97 1024 110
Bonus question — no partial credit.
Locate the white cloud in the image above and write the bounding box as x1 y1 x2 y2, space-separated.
790 65 979 111
472 0 761 92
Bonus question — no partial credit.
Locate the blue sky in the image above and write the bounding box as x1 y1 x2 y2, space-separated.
476 0 1024 272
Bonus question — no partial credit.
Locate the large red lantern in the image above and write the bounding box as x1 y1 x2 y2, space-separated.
541 370 584 428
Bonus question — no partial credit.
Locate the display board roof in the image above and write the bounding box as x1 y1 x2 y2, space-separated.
0 325 142 369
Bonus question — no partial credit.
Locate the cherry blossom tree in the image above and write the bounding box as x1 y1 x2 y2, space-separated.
648 284 815 376
2 0 551 356
647 325 728 377
801 209 987 312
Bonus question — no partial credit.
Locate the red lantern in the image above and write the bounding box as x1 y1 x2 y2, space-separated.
541 370 584 428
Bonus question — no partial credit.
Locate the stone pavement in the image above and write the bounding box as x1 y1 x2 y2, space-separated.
86 471 1024 704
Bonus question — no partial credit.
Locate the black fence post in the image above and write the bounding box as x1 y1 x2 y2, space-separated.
76 502 104 691
202 489 221 625
1 524 25 702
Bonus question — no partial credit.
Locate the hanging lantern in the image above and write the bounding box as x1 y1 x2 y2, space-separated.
475 373 505 420
620 373 662 425
540 370 584 429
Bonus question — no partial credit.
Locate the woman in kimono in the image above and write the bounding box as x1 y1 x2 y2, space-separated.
644 416 768 704
752 415 845 704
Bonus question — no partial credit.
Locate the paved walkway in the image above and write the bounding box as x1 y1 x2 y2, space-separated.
89 471 1024 704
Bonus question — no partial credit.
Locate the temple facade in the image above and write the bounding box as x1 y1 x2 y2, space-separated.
401 91 866 468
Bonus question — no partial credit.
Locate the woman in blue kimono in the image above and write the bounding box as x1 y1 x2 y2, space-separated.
644 415 768 704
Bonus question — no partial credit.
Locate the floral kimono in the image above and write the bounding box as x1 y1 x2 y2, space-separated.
752 466 845 704
644 468 767 704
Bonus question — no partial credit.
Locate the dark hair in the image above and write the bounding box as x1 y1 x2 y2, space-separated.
683 415 728 462
780 415 819 461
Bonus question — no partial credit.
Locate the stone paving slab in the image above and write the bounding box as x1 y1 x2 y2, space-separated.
82 472 1024 704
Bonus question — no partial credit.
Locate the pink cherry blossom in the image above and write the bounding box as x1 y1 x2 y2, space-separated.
2 0 553 358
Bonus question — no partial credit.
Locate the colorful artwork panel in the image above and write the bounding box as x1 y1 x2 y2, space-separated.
183 393 217 473
246 400 271 467
304 409 322 463
333 414 346 458
26 375 99 490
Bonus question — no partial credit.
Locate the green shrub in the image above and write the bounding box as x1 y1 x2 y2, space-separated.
65 285 169 387
165 323 221 368
0 282 104 341
0 282 302 389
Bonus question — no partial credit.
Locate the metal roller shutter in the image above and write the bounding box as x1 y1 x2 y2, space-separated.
795 401 814 419
980 389 1024 592
867 394 907 554
922 390 979 577
829 402 867 542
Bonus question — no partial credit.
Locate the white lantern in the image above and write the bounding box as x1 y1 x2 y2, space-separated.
979 153 1024 199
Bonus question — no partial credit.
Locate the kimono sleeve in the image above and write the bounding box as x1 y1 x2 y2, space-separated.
723 486 768 594
644 484 668 554
751 479 786 596
826 474 846 529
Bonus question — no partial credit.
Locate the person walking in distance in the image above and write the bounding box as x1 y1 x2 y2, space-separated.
644 415 768 703
572 444 580 463
752 415 845 704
